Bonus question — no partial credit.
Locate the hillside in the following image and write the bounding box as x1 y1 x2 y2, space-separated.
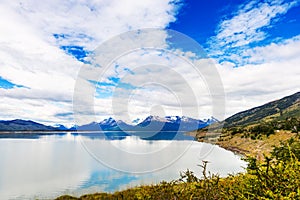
194 91 300 158
0 119 57 131
224 91 300 128
195 91 300 133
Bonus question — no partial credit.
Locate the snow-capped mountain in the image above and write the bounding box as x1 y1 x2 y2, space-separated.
0 116 216 132
137 116 168 126
77 117 134 131
99 117 117 126
76 116 216 132
135 115 214 131
138 115 204 124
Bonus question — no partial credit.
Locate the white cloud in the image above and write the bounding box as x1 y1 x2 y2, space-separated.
1 0 299 126
209 0 299 61
0 95 73 125
0 0 183 125
89 49 218 123
244 35 300 63
217 35 300 117
4 0 181 50
201 0 300 119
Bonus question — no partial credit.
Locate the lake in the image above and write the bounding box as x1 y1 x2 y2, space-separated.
0 132 247 199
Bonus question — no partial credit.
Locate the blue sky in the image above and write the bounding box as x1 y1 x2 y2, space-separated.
0 76 21 89
170 0 300 45
0 0 299 125
169 0 246 45
169 0 300 65
52 0 300 66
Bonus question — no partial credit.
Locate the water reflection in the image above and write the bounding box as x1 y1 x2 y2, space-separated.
0 132 246 199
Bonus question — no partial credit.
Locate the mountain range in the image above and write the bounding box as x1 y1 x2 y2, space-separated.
1 91 298 132
0 116 216 132
76 115 216 132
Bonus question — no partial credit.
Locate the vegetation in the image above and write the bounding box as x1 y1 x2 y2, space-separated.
195 117 299 159
223 91 300 128
195 91 300 135
56 138 300 200
194 91 300 158
222 117 300 140
56 93 300 199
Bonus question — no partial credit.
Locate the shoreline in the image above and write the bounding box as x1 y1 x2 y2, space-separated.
215 144 249 156
1 129 294 159
0 130 250 156
193 130 297 159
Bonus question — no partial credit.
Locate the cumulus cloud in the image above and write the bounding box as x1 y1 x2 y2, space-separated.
208 0 299 64
217 35 300 117
0 0 183 125
0 0 299 126
244 35 300 63
74 47 219 125
201 0 300 118
4 0 181 50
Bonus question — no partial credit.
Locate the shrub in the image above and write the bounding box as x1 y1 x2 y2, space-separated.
250 123 274 137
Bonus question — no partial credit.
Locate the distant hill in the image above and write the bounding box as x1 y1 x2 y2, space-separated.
0 119 57 131
224 91 300 128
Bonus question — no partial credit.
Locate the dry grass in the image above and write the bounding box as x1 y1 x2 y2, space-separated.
215 130 297 160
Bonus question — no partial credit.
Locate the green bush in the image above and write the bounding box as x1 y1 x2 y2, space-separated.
244 138 300 199
250 124 275 137
229 127 245 135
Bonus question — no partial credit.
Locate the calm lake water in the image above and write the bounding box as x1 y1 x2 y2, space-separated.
0 132 246 199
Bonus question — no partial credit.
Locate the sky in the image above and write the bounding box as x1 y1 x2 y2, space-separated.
0 0 299 126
